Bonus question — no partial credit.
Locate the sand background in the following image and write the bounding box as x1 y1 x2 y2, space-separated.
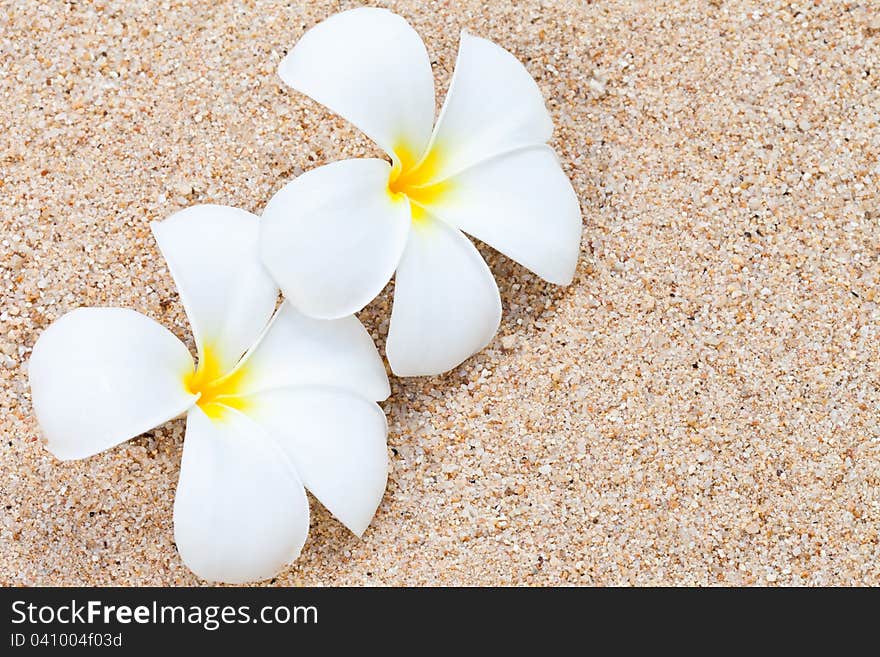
2 0 879 585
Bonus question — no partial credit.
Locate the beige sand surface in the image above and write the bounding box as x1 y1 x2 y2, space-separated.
2 0 879 585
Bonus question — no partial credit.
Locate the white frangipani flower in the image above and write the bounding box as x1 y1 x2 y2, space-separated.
261 7 582 377
28 205 390 584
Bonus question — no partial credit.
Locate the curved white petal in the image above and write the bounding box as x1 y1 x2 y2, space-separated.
174 406 310 584
425 32 553 182
247 387 388 537
236 302 389 402
426 146 581 285
28 308 196 461
151 205 278 373
260 159 410 319
387 215 501 377
279 7 435 162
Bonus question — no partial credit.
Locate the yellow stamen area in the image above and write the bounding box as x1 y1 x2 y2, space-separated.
387 141 452 224
184 343 250 421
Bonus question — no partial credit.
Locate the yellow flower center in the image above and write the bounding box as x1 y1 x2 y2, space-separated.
183 344 250 420
387 142 451 223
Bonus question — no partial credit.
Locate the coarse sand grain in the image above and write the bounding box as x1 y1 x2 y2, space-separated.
2 0 879 585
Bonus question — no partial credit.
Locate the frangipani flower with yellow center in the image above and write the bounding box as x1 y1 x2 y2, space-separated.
261 7 582 377
28 205 390 584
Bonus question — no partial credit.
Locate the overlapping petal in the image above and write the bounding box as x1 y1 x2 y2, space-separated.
246 387 388 536
173 406 310 584
422 146 582 284
199 300 390 543
28 308 197 460
423 32 554 182
260 159 410 320
279 7 435 163
151 205 278 374
386 215 501 376
235 302 390 402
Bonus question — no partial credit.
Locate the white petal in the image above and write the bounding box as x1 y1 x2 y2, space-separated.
426 32 553 181
246 387 388 537
260 159 409 319
174 406 310 584
386 215 501 377
28 308 196 461
426 146 582 285
237 302 390 402
151 205 278 373
279 7 435 162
